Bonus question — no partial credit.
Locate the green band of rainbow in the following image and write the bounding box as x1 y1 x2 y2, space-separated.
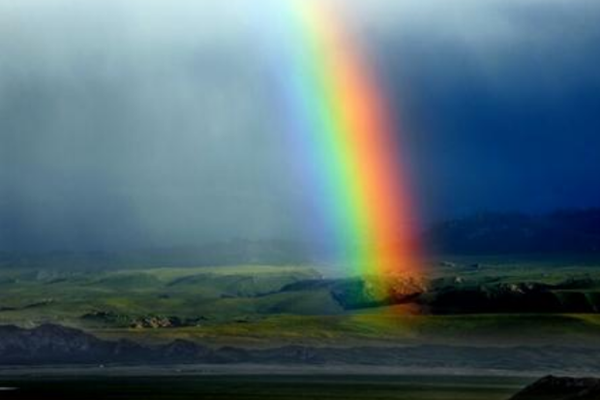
265 0 421 281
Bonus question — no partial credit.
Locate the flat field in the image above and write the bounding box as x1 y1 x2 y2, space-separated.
0 374 530 400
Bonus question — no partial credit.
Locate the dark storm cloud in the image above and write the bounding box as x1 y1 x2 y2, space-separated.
359 0 600 220
0 0 599 250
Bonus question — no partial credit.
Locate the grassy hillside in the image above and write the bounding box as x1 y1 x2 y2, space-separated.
0 265 323 326
2 257 600 347
89 311 600 347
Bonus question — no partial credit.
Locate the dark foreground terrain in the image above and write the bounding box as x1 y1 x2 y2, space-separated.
510 376 600 399
0 375 529 400
3 375 599 400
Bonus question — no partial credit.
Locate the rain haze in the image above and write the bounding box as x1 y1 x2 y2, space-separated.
1 0 599 251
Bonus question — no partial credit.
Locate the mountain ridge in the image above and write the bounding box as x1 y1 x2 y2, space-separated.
3 324 600 372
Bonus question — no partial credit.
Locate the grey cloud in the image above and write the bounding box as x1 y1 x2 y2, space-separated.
0 0 599 250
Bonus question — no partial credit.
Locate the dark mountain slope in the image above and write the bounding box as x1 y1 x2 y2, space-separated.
510 375 600 399
425 209 600 254
3 324 600 372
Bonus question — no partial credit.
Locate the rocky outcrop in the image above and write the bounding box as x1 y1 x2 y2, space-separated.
82 311 207 329
424 281 600 314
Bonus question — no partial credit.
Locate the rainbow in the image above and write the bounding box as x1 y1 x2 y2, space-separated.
265 0 420 286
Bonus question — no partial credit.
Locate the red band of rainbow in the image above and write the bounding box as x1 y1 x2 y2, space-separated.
265 0 421 282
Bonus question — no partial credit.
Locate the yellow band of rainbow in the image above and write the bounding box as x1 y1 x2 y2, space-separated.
266 0 421 282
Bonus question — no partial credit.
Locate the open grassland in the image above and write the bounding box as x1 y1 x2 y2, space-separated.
93 312 600 347
2 256 600 346
0 265 325 325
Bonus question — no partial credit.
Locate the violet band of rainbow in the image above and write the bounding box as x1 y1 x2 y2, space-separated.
268 0 421 282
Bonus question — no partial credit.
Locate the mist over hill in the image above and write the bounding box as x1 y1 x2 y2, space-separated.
1 209 599 271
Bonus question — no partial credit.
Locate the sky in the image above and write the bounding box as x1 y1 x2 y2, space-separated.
0 0 599 251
